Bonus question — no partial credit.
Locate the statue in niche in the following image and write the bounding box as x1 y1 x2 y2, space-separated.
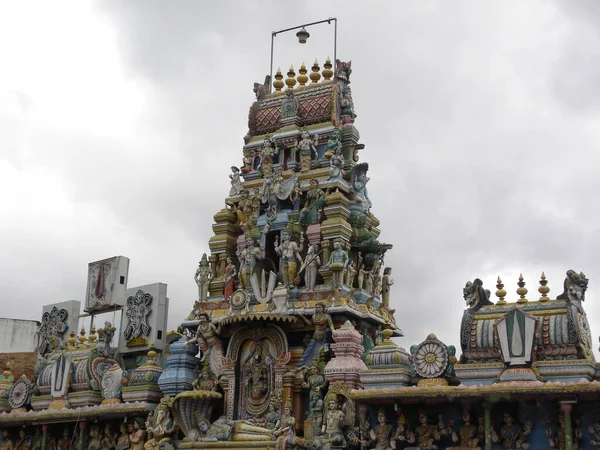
259 136 277 177
357 253 368 290
223 256 238 298
299 244 321 292
236 236 264 289
196 416 273 442
315 397 346 450
289 180 302 212
546 410 580 450
100 424 117 450
243 343 273 418
351 163 372 212
298 302 335 369
128 418 146 450
391 405 408 448
303 365 326 419
297 130 319 173
229 166 244 197
251 187 262 218
194 254 213 301
0 431 12 450
57 428 71 450
281 90 299 120
324 130 342 158
448 411 479 449
326 242 350 287
299 178 325 225
328 146 345 181
116 424 130 450
405 411 441 450
274 401 303 450
492 412 531 450
345 260 357 287
236 190 254 226
274 230 304 287
367 408 393 450
253 75 271 102
14 431 30 450
184 313 224 377
88 425 102 450
381 268 394 308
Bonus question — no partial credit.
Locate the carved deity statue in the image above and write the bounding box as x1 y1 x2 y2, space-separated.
192 369 217 391
368 408 393 450
100 424 116 450
341 86 356 120
194 254 213 301
492 412 531 450
281 90 299 120
372 259 383 297
315 398 346 450
237 237 264 289
302 365 326 419
259 136 277 177
88 425 102 450
116 424 130 450
236 190 254 226
223 256 237 298
299 178 325 225
274 230 304 287
229 166 244 197
265 402 281 431
145 402 178 450
299 244 321 291
326 242 350 287
351 164 372 212
289 180 302 211
547 411 580 450
298 302 335 369
56 428 71 450
274 401 303 450
297 130 319 173
129 418 146 450
381 267 394 308
244 346 271 415
242 148 255 173
197 416 273 442
345 260 357 287
251 187 262 218
184 313 224 377
449 411 480 449
14 431 30 450
325 130 342 158
328 146 344 181
406 411 441 450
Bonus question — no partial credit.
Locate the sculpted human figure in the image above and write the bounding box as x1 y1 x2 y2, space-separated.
197 416 273 442
300 244 321 291
229 166 243 197
236 237 264 289
492 412 530 450
99 424 116 450
242 148 255 173
56 428 71 450
184 313 224 377
297 130 319 173
192 370 217 392
244 346 270 409
194 254 213 301
381 267 394 308
274 401 302 450
88 425 102 450
289 180 302 211
341 86 356 120
145 403 178 450
223 256 237 298
406 411 440 450
298 302 335 369
129 418 146 450
299 178 325 225
14 431 30 450
274 231 304 287
368 408 393 450
116 423 130 450
547 411 578 450
265 403 281 431
326 242 350 287
302 365 326 419
353 170 372 212
345 260 357 287
259 136 277 177
449 411 479 449
0 431 14 450
251 187 262 218
328 146 344 181
325 130 342 157
372 260 382 297
236 190 254 226
315 398 345 450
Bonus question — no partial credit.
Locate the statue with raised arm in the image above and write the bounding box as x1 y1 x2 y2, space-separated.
184 313 224 377
236 236 264 289
274 230 304 287
259 136 277 177
298 302 335 369
326 242 350 287
297 130 319 173
194 254 213 301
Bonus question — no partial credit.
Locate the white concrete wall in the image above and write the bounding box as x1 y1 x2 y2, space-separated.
0 318 40 353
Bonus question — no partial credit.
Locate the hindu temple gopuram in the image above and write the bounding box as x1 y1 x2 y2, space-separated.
2 40 600 450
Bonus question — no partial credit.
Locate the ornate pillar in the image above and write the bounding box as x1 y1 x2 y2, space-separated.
77 421 88 450
282 370 295 409
561 402 574 450
483 402 492 450
324 321 367 389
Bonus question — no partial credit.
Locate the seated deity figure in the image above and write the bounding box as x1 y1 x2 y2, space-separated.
405 411 441 450
197 416 274 442
547 411 580 450
274 401 303 450
448 411 480 450
314 398 346 450
492 412 531 450
264 402 281 430
368 408 393 450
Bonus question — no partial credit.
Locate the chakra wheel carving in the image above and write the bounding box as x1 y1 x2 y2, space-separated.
8 376 31 409
230 290 248 311
412 333 448 379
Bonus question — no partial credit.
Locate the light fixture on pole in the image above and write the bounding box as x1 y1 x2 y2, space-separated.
270 18 337 92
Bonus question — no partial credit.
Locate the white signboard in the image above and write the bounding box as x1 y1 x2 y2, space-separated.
85 256 130 313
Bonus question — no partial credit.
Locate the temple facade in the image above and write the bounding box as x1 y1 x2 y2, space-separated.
1 53 600 450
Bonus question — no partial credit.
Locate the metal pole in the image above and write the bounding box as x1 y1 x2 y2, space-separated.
333 18 337 75
270 32 275 93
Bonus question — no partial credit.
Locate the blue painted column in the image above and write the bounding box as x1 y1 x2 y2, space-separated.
157 337 199 396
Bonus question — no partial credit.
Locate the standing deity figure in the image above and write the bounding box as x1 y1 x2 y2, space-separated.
265 403 281 430
406 411 441 450
345 260 357 287
302 365 326 419
289 180 303 212
274 401 303 450
229 166 244 197
547 411 579 450
236 237 264 289
299 178 325 225
352 164 372 212
236 190 254 226
259 136 277 177
324 130 342 158
100 424 116 450
184 313 224 377
315 398 346 450
251 187 262 218
30 429 42 450
381 267 394 308
274 231 304 287
368 408 393 450
57 428 71 450
300 244 321 291
298 302 335 369
449 411 479 449
492 412 531 450
341 86 357 121
129 418 146 450
242 148 255 173
328 146 345 180
0 431 13 450
115 424 130 450
223 257 238 298
297 130 319 173
88 425 102 450
244 346 270 408
14 431 30 450
326 242 350 287
372 259 383 297
194 254 213 301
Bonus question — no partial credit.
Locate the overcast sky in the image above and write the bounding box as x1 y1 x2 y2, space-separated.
1 1 600 357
